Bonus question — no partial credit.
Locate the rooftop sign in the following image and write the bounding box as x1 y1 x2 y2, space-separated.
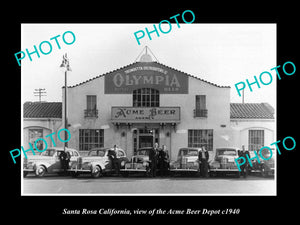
105 63 188 94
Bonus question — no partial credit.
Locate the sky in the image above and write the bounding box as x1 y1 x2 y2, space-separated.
21 23 276 107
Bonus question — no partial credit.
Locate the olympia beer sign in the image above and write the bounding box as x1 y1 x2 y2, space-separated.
105 62 188 94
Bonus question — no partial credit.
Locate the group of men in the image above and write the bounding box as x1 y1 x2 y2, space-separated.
149 143 170 177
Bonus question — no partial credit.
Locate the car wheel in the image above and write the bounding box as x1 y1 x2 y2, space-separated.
23 171 28 178
91 166 102 178
35 165 46 177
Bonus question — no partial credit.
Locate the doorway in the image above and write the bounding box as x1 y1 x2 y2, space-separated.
133 127 159 153
139 135 153 148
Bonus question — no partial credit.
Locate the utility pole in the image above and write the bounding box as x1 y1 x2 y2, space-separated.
34 88 47 102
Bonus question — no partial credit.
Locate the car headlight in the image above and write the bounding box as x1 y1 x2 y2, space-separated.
143 161 149 167
121 161 126 167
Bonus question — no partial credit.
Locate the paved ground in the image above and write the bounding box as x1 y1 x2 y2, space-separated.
22 174 276 195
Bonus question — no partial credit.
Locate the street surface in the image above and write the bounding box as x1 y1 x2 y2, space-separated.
22 174 275 195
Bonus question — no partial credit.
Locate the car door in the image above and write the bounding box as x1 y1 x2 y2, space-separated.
69 150 79 168
105 150 113 170
50 150 62 172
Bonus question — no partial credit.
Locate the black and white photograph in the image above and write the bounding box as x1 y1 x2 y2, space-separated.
4 4 298 222
21 23 276 195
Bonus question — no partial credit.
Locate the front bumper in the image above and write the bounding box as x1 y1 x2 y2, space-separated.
169 168 198 172
23 168 35 172
68 168 92 173
209 168 239 172
120 168 147 172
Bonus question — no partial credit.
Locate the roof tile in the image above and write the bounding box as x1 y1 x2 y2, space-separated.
23 102 62 118
230 103 274 119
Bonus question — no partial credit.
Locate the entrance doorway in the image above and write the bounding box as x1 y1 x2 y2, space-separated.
139 136 153 148
133 127 159 154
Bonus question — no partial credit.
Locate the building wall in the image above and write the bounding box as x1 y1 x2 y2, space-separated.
162 77 231 160
23 118 63 154
230 119 275 150
65 74 231 160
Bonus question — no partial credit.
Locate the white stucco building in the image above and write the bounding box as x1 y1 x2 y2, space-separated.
23 53 275 160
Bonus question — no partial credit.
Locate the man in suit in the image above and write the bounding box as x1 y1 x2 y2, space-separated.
149 143 159 177
59 150 71 175
240 145 250 178
198 146 209 178
108 145 120 175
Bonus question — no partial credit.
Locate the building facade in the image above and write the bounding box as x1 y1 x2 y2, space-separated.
64 53 235 160
23 53 275 161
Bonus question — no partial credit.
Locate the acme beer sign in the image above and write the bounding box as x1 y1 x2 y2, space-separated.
111 107 180 123
105 62 188 94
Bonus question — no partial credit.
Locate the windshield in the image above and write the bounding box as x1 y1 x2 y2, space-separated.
216 149 237 156
137 149 150 156
88 149 106 157
40 149 56 156
179 149 198 156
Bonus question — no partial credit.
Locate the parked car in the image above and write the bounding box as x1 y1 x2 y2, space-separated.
120 147 152 177
68 147 129 178
23 147 80 177
169 148 201 176
209 147 241 177
249 148 275 177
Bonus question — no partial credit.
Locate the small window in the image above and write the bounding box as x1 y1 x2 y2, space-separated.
194 95 207 117
248 130 264 151
85 95 98 117
133 88 159 107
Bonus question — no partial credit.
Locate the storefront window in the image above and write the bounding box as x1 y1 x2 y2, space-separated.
248 130 264 151
79 129 104 151
133 88 159 107
188 129 213 151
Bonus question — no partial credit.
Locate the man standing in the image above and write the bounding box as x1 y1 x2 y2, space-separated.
162 145 170 176
59 150 70 175
108 145 120 176
149 143 159 177
198 146 209 178
240 145 250 178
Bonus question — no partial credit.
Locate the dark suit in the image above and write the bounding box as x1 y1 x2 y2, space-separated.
198 150 209 177
149 148 158 177
158 150 169 176
108 150 119 175
59 151 70 174
239 150 250 178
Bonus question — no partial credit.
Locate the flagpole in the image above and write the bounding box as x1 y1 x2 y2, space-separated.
64 69 68 152
60 53 70 152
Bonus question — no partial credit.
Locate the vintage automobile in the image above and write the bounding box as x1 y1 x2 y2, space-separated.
209 147 241 177
249 148 275 177
23 147 80 177
120 147 152 176
169 148 201 176
68 147 129 178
